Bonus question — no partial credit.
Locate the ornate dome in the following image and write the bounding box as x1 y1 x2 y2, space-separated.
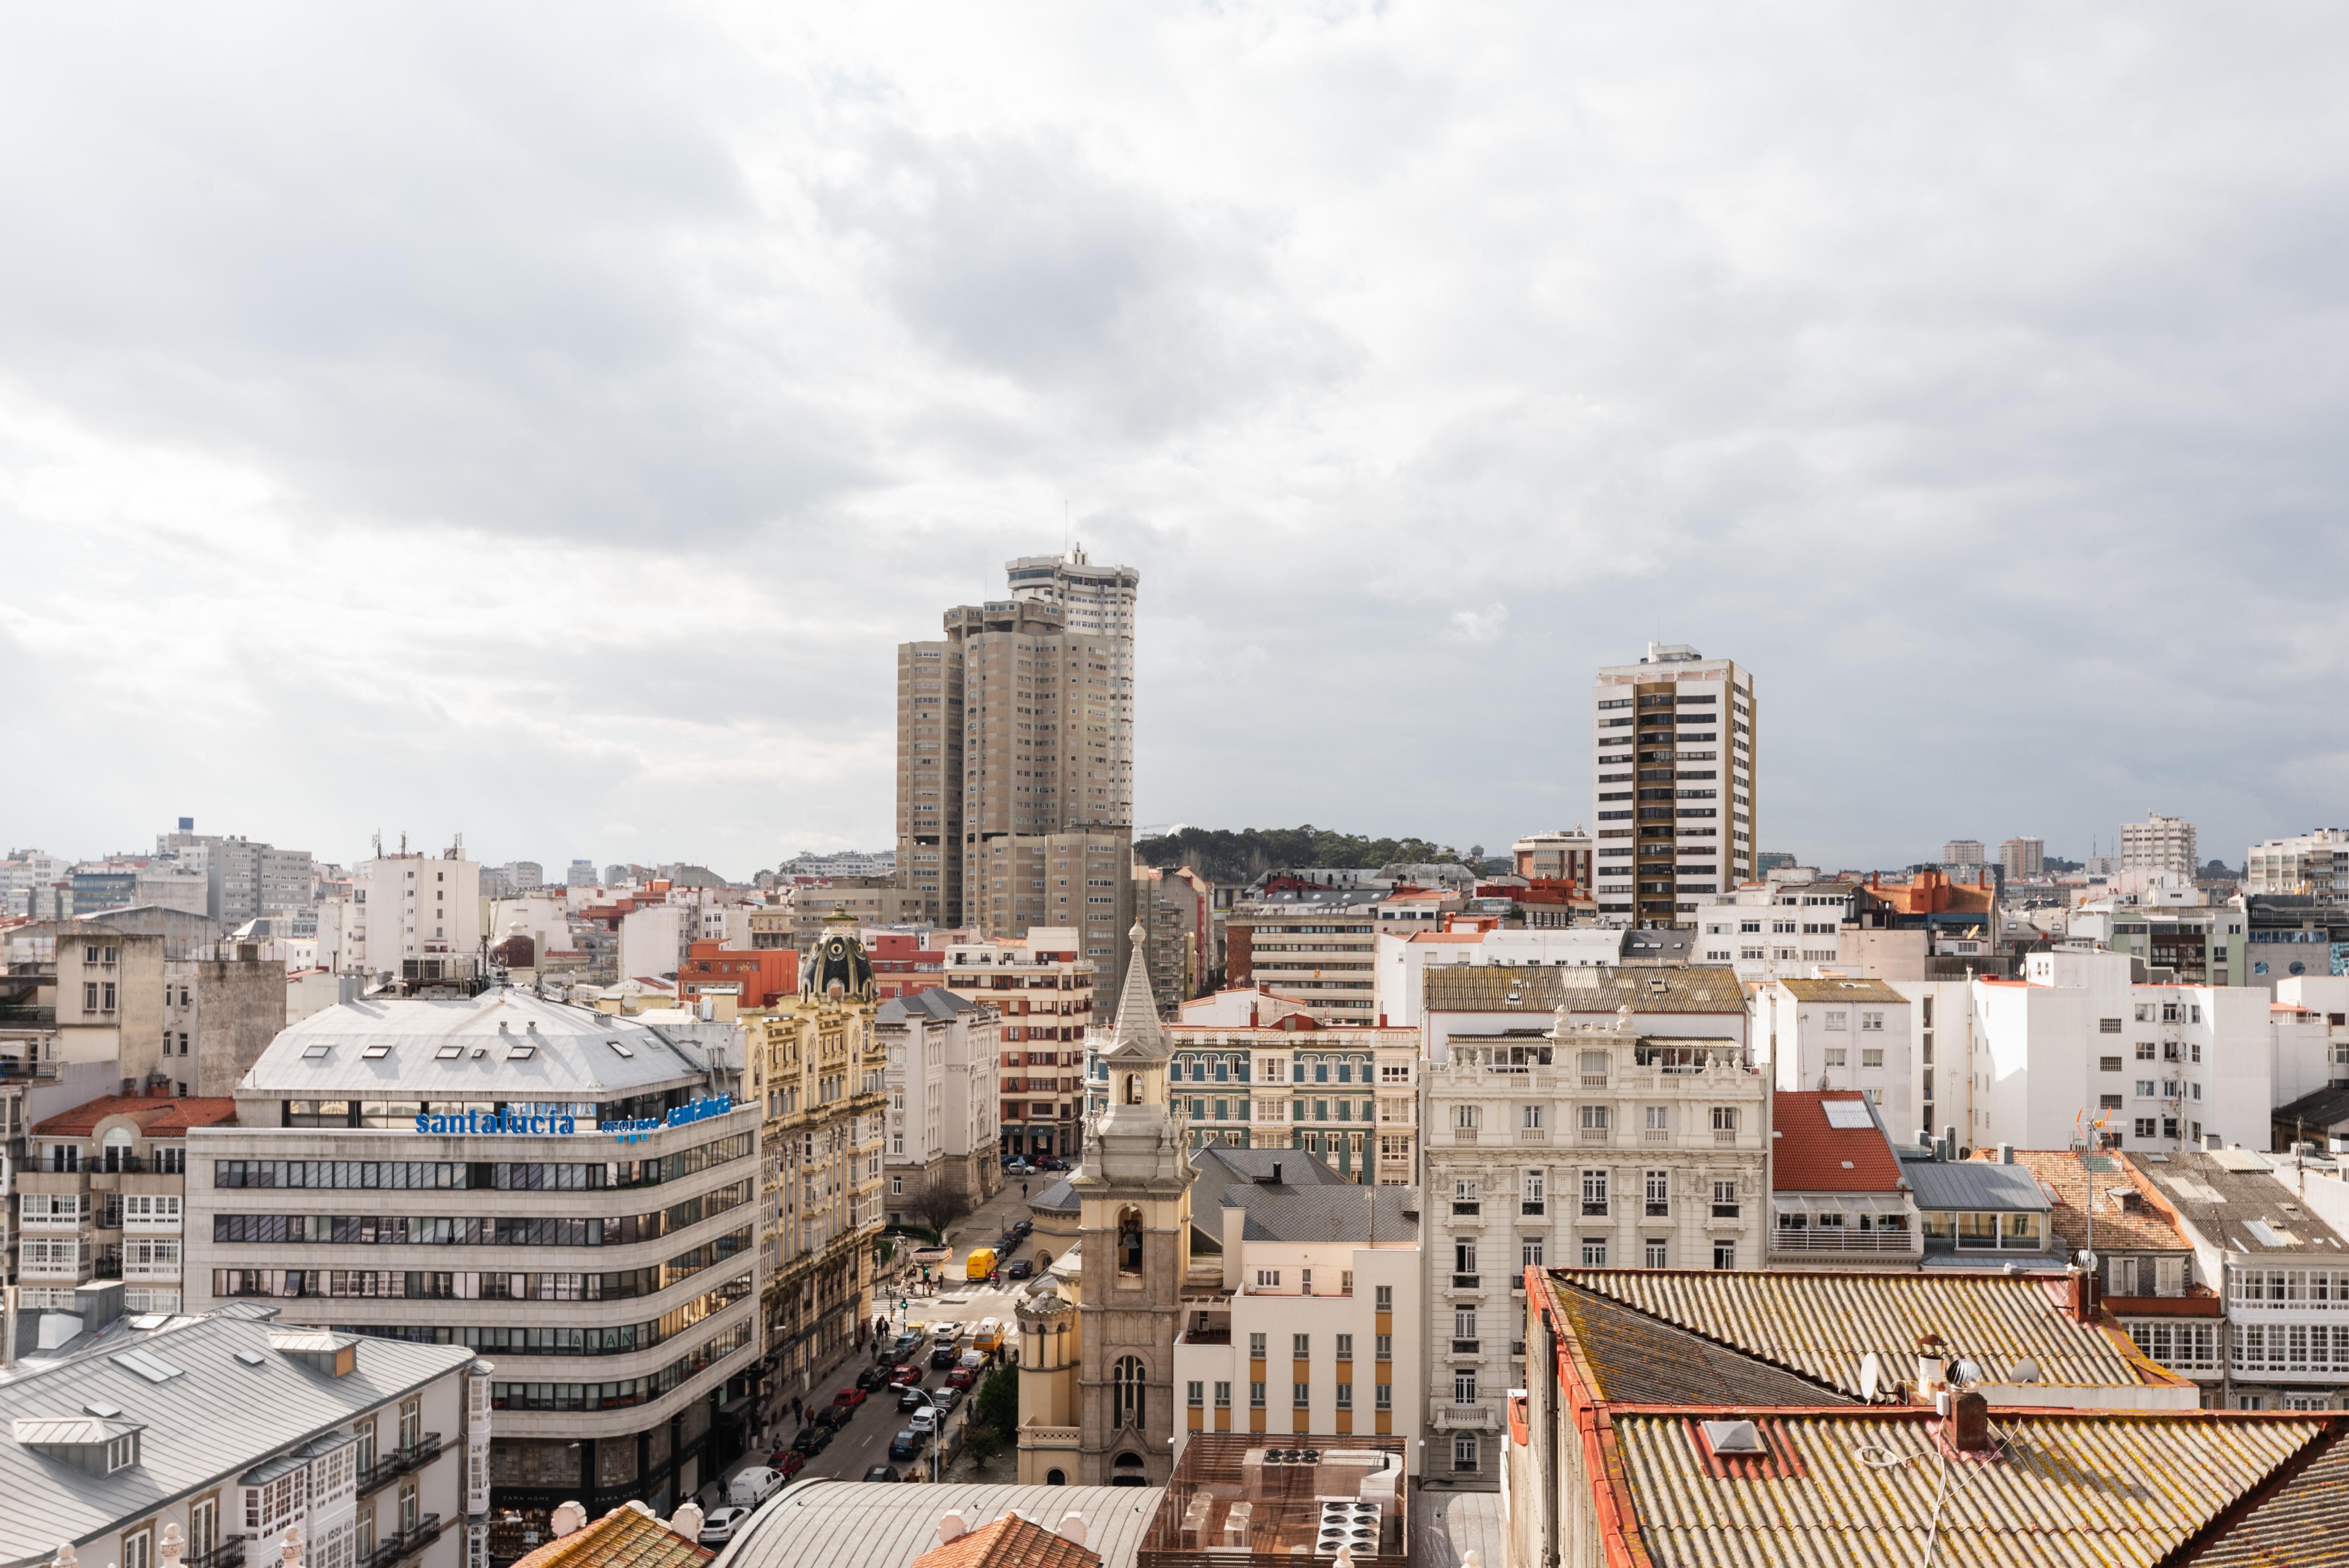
802 914 878 1002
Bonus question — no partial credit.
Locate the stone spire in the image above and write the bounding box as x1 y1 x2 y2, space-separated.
1104 921 1169 1063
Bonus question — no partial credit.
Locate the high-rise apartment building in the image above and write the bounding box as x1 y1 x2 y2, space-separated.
1589 642 1757 926
2000 837 2046 878
895 548 1139 981
154 821 316 923
348 848 483 974
1940 839 1986 867
2119 813 2198 876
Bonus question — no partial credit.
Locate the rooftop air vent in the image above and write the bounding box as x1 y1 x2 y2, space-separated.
268 1330 358 1377
110 1349 184 1383
235 1350 266 1368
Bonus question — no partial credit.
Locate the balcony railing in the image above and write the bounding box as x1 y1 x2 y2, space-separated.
1713 1129 1739 1145
189 1541 245 1568
1518 1128 1549 1144
1450 1273 1480 1290
1771 1228 1917 1255
1451 1201 1480 1216
359 1434 443 1496
367 1516 444 1568
124 1257 182 1281
0 1056 61 1080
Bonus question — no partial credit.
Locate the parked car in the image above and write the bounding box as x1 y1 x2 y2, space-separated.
889 1429 923 1461
729 1466 787 1508
898 1385 929 1412
889 1363 924 1387
944 1365 975 1390
930 1343 960 1369
909 1406 940 1434
1006 1259 1034 1280
698 1507 751 1547
833 1386 867 1408
1003 1159 1033 1175
810 1405 843 1431
791 1424 833 1456
777 1451 806 1479
856 1365 891 1391
1034 1157 1067 1171
1010 1219 1034 1237
890 1334 920 1362
931 1387 962 1413
863 1464 901 1483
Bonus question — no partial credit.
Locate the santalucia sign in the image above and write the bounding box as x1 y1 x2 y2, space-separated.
411 1093 735 1142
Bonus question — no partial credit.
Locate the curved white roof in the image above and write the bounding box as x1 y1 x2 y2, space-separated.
239 987 710 1100
715 1481 1162 1568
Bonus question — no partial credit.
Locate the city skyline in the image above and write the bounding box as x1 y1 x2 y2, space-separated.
5 8 2349 873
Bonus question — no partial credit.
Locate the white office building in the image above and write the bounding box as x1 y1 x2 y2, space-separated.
184 985 762 1538
1688 882 1856 982
878 988 1002 1219
1589 642 1757 926
2247 829 2349 896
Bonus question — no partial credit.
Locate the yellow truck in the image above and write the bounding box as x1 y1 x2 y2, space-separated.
965 1247 997 1281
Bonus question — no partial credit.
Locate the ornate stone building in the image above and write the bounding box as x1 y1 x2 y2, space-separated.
1017 922 1197 1487
756 915 888 1398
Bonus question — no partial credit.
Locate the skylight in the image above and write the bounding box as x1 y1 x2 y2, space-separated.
435 1044 463 1060
300 1045 331 1060
235 1351 266 1368
361 1046 390 1060
507 1045 536 1060
110 1349 184 1383
608 1040 635 1059
82 1400 123 1418
1822 1101 1873 1129
1701 1418 1767 1455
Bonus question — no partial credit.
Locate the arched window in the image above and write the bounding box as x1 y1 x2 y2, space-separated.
101 1126 135 1174
1111 1449 1148 1487
1046 1468 1067 1486
1112 1357 1146 1429
1117 1207 1143 1275
1124 1073 1142 1105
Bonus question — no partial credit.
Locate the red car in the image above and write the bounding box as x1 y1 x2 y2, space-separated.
944 1365 975 1390
833 1386 867 1408
777 1451 806 1480
889 1364 924 1387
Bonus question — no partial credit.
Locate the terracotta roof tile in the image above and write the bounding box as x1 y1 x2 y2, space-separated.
31 1094 239 1138
913 1514 1100 1568
507 1504 710 1568
1984 1149 2193 1255
1770 1092 1905 1193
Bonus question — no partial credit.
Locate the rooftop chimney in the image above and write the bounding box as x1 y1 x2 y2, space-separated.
1263 1162 1283 1185
1998 1144 2015 1165
1058 1513 1088 1547
936 1511 969 1546
1948 1390 1993 1453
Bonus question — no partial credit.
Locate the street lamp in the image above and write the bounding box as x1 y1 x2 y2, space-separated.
908 1386 951 1484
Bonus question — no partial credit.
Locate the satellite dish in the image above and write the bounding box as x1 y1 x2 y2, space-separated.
2010 1356 2042 1383
1858 1350 1883 1403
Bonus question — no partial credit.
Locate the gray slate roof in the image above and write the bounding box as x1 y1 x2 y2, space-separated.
877 989 983 1023
240 986 707 1099
1904 1160 2053 1213
0 1311 473 1564
1191 1139 1359 1191
1209 1182 1420 1244
713 1481 1160 1568
2129 1149 2349 1257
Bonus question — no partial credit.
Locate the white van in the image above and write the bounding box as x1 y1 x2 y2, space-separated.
728 1465 786 1508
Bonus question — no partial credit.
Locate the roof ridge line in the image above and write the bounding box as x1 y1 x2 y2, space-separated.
1550 1276 1861 1402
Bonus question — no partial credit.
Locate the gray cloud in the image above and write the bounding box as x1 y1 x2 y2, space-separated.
5 3 2349 874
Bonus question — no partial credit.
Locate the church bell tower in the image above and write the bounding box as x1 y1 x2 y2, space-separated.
1070 921 1193 1486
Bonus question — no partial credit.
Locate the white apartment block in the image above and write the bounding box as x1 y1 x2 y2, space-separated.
1965 950 2271 1153
1589 642 1757 926
878 988 1002 1219
2119 813 2199 875
1688 882 1854 983
616 903 687 983
0 1309 484 1568
1941 840 1986 866
1230 891 1383 1025
1418 1008 1768 1487
1171 1174 1421 1471
347 853 481 975
1757 978 1914 1125
1374 927 1625 1027
2247 829 2349 895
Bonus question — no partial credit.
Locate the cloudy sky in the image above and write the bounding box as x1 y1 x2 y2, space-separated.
4 3 2346 878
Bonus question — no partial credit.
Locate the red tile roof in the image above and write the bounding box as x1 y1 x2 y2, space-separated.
913 1514 1100 1568
507 1504 710 1568
32 1094 238 1138
1771 1091 1905 1193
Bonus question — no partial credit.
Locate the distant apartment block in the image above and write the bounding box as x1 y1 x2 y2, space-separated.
2119 813 2198 875
2000 836 2046 878
1589 642 1757 926
2247 829 2349 895
1940 839 1986 867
